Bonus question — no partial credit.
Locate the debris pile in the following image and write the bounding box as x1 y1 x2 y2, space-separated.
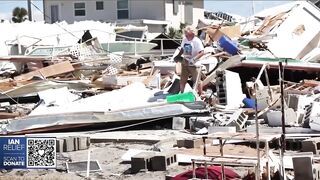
0 1 320 179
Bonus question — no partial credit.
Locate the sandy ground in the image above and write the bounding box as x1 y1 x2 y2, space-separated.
0 130 259 180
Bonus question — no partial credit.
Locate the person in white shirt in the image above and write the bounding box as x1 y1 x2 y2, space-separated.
175 25 204 93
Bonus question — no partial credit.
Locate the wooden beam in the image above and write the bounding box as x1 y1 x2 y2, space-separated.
0 112 21 119
0 56 47 62
202 55 243 86
14 61 75 81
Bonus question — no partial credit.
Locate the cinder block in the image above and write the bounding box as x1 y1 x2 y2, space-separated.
78 137 90 150
302 137 320 155
73 137 79 151
285 139 302 151
287 94 299 111
293 156 313 180
313 164 320 180
208 126 236 134
63 137 75 152
214 110 248 132
177 138 203 148
151 152 177 171
177 139 185 148
215 70 243 108
172 117 186 130
56 139 64 153
131 152 156 173
267 108 297 127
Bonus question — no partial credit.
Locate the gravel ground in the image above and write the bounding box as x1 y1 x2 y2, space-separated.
0 140 258 180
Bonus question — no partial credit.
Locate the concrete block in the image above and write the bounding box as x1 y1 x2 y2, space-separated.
267 108 297 127
297 95 317 113
177 138 203 149
302 137 320 155
216 110 248 131
189 116 214 130
73 137 79 151
78 137 90 150
287 94 299 111
314 164 320 180
303 103 313 123
293 156 313 180
176 139 185 148
56 139 64 153
63 137 75 152
208 126 236 134
256 88 270 110
285 139 302 151
172 117 185 130
215 70 244 108
307 102 320 131
230 110 248 131
151 152 177 171
131 152 156 173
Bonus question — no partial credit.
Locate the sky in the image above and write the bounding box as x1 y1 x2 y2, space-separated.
0 0 43 21
0 0 292 21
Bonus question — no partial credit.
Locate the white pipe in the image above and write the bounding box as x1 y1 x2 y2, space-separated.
86 149 91 178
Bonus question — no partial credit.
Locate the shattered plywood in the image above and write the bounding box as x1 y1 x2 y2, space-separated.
0 80 68 99
14 61 74 81
205 25 241 42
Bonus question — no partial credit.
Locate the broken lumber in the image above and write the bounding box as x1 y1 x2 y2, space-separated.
202 55 243 86
0 56 47 63
14 61 75 81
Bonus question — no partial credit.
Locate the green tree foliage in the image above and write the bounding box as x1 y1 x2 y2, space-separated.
166 23 186 39
168 27 179 39
12 7 28 23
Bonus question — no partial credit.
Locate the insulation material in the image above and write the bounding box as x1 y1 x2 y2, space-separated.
267 2 320 59
29 82 159 116
3 100 204 133
37 87 80 106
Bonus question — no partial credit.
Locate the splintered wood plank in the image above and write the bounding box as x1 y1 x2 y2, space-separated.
202 55 243 86
14 61 75 81
303 80 320 87
0 79 35 92
143 69 160 86
0 112 21 119
0 56 47 62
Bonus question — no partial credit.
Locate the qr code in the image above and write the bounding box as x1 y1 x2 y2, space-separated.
26 138 56 168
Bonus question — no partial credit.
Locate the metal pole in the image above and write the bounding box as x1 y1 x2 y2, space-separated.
205 161 208 179
254 81 261 180
86 149 91 178
251 0 255 15
202 136 207 156
192 160 196 179
17 35 22 55
265 140 271 180
134 39 137 56
27 0 32 21
264 67 273 101
279 61 286 179
219 138 226 180
160 39 164 56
